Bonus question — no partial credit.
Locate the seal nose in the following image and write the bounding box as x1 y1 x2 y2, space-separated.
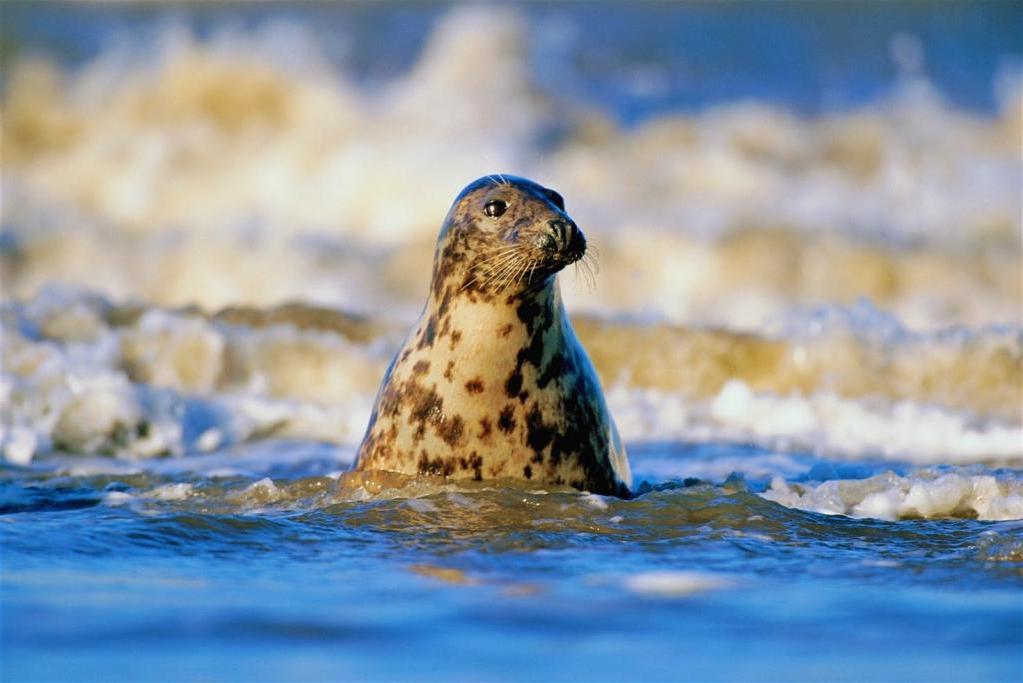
566 224 586 260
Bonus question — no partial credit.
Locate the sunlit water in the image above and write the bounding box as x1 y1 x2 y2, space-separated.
2 3 1022 681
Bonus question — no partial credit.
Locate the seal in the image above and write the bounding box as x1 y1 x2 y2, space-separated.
353 175 632 497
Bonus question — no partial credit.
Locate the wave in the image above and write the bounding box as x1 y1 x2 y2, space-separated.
1 7 1020 331
2 288 1018 466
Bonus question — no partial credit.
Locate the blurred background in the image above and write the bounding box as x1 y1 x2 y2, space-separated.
3 1 1020 327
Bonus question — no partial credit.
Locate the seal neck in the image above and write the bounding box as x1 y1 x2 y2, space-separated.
425 273 566 338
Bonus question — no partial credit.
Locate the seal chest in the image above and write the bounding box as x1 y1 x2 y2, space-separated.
353 175 632 497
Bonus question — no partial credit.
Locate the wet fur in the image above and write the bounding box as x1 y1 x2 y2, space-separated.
353 175 631 497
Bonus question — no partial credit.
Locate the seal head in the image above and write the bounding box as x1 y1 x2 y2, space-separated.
353 175 632 497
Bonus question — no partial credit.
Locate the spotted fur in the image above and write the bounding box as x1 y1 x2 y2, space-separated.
353 175 632 497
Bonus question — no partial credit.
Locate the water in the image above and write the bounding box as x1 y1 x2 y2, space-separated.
2 2 1022 681
4 442 1021 682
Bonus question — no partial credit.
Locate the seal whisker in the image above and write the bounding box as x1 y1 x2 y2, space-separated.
504 255 530 287
482 250 527 276
580 258 597 291
469 261 508 292
571 260 589 292
498 255 529 291
511 259 528 288
526 258 539 285
470 247 523 273
515 257 532 286
521 257 538 286
463 250 524 291
474 249 522 273
475 245 523 264
473 246 527 271
483 253 526 291
571 250 597 292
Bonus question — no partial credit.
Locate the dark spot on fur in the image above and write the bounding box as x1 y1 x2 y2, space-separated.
537 352 565 389
409 384 443 425
465 377 485 394
478 417 492 439
450 330 462 350
505 370 523 397
456 451 484 480
400 349 412 363
497 324 513 338
412 360 431 376
515 327 546 373
498 405 516 433
444 361 455 381
515 297 542 336
437 415 465 447
417 316 437 350
418 451 456 477
438 286 453 319
525 402 555 457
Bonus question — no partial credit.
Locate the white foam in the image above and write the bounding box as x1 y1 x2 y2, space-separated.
103 491 135 506
0 426 37 466
609 381 1021 466
762 471 1023 521
622 571 732 597
144 483 194 501
235 477 283 506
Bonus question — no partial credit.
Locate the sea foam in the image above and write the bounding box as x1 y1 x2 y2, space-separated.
2 289 1018 467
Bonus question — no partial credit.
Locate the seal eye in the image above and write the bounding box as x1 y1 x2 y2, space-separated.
484 200 507 218
544 190 565 211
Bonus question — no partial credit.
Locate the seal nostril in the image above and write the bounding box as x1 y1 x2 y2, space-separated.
548 220 567 248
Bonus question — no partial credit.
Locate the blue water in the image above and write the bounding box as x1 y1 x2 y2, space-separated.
2 443 1021 682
